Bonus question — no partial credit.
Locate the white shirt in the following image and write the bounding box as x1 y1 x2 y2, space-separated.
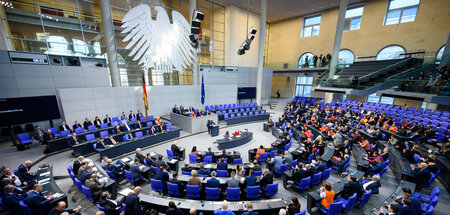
363 181 376 190
8 174 22 186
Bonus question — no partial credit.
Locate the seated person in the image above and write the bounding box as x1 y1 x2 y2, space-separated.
144 153 155 167
130 158 144 179
83 118 93 130
230 151 241 163
410 162 431 188
315 157 327 172
255 145 266 160
224 131 231 139
134 120 143 130
366 151 384 165
84 173 106 200
331 154 350 171
2 185 28 212
214 201 234 215
121 122 133 132
124 131 134 141
226 171 240 188
99 192 124 215
259 169 273 194
342 175 364 199
106 134 118 145
188 170 202 189
368 158 386 175
206 171 220 188
319 183 335 209
169 172 184 195
2 168 33 191
155 166 169 190
72 121 82 130
292 163 306 185
96 137 109 149
379 204 400 215
198 164 210 176
80 166 94 185
359 139 371 151
181 163 193 173
135 148 145 163
244 170 257 187
217 158 228 170
154 155 169 170
235 164 245 178
270 153 283 172
69 132 82 145
24 184 54 215
113 125 121 134
106 159 124 179
362 175 381 194
233 130 240 137
191 146 201 161
17 160 36 183
149 125 157 135
305 164 317 178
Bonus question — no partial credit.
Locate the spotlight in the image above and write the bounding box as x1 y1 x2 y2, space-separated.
193 9 205 21
189 9 204 48
191 20 201 28
250 27 257 34
191 27 200 35
237 48 245 55
237 27 257 56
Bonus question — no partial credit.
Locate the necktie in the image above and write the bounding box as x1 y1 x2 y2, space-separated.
38 130 42 136
111 139 116 144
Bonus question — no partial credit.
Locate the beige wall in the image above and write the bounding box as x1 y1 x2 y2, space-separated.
271 77 295 98
347 95 367 102
266 0 450 65
224 5 261 67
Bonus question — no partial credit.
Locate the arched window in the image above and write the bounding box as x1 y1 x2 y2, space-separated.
376 45 406 60
298 52 314 68
338 49 354 67
436 45 445 64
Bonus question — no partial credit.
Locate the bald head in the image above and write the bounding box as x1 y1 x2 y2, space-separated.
134 186 142 194
24 160 32 167
56 201 67 211
189 207 197 215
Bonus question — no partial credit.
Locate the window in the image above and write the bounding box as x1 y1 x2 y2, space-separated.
367 93 380 103
344 6 364 31
436 46 445 64
298 52 315 68
376 45 406 60
338 49 354 67
384 0 420 25
295 77 313 97
302 15 321 37
380 96 394 104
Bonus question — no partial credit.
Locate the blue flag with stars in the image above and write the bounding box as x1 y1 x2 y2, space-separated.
201 74 205 105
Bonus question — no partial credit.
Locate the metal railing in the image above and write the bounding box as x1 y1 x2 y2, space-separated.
381 79 448 95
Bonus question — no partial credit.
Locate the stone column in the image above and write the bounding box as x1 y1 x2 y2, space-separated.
256 0 267 105
328 0 348 78
100 0 121 87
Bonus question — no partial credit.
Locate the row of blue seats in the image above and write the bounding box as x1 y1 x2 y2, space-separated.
205 103 259 111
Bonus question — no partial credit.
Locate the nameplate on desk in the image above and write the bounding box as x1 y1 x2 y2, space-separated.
38 178 50 184
39 172 50 177
121 158 130 163
52 192 63 198
119 188 133 196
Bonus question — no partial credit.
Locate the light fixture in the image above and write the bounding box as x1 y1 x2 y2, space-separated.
237 27 257 55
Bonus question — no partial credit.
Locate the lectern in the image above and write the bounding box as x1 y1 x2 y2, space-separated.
211 125 219 137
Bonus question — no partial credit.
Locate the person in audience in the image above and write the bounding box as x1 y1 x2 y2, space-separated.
96 137 109 149
360 139 371 151
369 158 386 174
217 158 228 170
83 118 93 130
198 164 210 176
403 145 420 163
191 146 201 161
236 164 245 178
278 209 287 215
134 120 143 129
99 192 123 215
188 170 202 189
94 116 102 127
366 151 384 165
397 198 417 215
362 174 381 194
305 164 317 178
69 132 81 145
72 121 82 130
190 207 202 215
181 163 192 173
124 186 142 215
155 166 169 190
285 196 301 215
396 187 421 214
226 171 240 188
130 158 144 179
251 160 262 172
224 131 230 139
244 170 257 187
121 122 133 132
124 131 134 141
230 151 241 163
379 204 400 215
204 147 214 157
169 172 184 195
24 184 54 215
121 112 127 121
214 200 235 215
423 154 438 174
99 156 109 168
271 153 283 172
206 171 220 188
380 147 389 161
154 155 169 170
242 202 258 215
410 162 431 189
129 111 136 121
80 166 93 185
43 129 56 145
166 201 184 215
389 123 398 133
2 168 31 190
31 126 45 143
144 153 155 167
2 185 28 212
255 145 265 160
135 148 145 163
113 125 121 134
137 110 144 118
343 175 364 199
17 160 36 183
59 121 72 132
103 114 112 125
319 183 335 209
149 125 157 135
77 162 88 179
106 159 124 180
85 173 105 200
292 163 306 185
283 151 293 164
73 156 84 176
260 169 273 194
315 157 327 172
171 141 182 159
106 134 118 145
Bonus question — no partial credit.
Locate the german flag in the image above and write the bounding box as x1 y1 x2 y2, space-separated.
142 72 149 110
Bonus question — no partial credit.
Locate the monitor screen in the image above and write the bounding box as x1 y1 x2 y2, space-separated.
0 96 61 126
238 87 256 99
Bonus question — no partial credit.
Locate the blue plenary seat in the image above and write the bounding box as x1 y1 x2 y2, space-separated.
186 185 200 198
124 170 142 185
166 149 174 159
319 202 343 215
74 128 84 134
150 179 164 193
246 186 260 199
87 125 97 131
335 193 357 211
266 183 278 197
227 187 240 200
206 187 220 200
85 134 95 141
203 156 213 164
17 133 33 146
82 185 96 201
60 130 71 137
167 182 180 196
189 154 197 163
217 170 228 177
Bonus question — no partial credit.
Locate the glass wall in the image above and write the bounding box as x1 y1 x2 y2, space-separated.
294 77 313 97
344 5 364 31
0 0 225 86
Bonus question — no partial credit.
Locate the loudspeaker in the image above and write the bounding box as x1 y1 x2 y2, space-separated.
250 27 257 34
237 48 245 55
191 27 200 35
192 20 201 28
193 10 205 21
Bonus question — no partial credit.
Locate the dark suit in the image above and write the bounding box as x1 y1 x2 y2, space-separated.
58 124 71 132
242 211 259 215
73 161 82 176
2 192 27 212
43 132 55 144
24 191 50 215
181 166 192 172
31 129 45 142
144 158 154 167
343 181 364 199
129 113 136 120
364 181 381 194
85 179 104 198
305 168 317 178
106 164 123 179
217 162 228 170
96 140 107 149
136 153 145 163
206 177 220 188
260 174 274 191
99 199 121 215
121 124 133 132
103 117 112 124
154 160 169 170
48 207 80 215
166 208 184 215
198 169 210 176
17 164 35 182
413 168 431 185
155 171 169 187
130 164 143 178
398 205 418 215
244 175 257 187
292 169 306 184
83 121 93 130
69 136 81 146
315 162 327 172
207 120 215 134
169 177 184 194
80 171 91 185
124 193 142 215
171 144 182 159
72 124 82 130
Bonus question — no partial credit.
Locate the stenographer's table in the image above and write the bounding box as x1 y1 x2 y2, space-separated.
217 132 253 150
226 114 270 125
37 163 67 207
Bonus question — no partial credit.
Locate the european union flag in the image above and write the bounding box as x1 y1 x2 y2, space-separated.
201 74 205 105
